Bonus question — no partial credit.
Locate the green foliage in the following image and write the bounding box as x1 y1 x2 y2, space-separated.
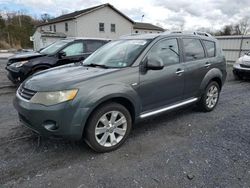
0 13 40 49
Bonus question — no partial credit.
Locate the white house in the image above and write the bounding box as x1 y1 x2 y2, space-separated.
133 22 165 34
32 3 164 50
31 31 66 51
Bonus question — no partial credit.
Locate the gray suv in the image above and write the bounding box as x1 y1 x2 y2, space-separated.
14 31 227 152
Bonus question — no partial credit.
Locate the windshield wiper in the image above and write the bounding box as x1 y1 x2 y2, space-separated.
83 63 109 69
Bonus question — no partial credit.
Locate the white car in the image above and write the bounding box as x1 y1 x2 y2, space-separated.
233 52 250 80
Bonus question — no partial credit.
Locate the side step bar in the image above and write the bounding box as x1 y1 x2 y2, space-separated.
140 98 198 118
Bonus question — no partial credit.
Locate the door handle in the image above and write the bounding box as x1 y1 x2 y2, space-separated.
204 62 211 68
176 69 184 75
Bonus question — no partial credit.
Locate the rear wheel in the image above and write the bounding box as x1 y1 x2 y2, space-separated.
85 102 132 152
197 81 220 112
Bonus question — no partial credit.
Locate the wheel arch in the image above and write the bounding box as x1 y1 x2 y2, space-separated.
31 64 51 73
199 68 223 95
82 95 138 137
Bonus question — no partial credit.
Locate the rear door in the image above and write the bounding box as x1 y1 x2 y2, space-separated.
181 37 212 98
83 40 108 59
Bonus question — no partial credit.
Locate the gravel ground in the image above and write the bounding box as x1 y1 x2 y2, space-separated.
0 59 250 188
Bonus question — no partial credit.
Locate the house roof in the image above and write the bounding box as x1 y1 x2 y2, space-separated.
37 3 134 26
133 22 165 31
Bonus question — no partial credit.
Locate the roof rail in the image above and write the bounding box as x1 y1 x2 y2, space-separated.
164 30 212 37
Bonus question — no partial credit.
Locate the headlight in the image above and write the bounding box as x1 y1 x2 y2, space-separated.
30 89 78 106
11 60 29 67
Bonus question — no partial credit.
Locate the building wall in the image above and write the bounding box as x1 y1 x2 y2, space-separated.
216 35 250 63
40 20 76 37
75 6 133 39
133 29 162 34
32 30 42 51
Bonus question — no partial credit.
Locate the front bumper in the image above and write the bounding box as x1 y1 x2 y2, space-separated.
233 64 250 77
5 65 29 83
13 93 89 140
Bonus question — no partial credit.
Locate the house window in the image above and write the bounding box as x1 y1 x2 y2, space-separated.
111 24 116 32
53 25 56 32
99 23 104 32
49 25 52 31
65 22 68 32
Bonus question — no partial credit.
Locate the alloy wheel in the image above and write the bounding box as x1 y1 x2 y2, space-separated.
206 85 219 109
95 111 127 147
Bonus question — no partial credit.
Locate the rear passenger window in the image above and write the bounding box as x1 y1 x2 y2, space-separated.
85 40 104 53
148 38 179 66
203 40 216 57
183 38 205 61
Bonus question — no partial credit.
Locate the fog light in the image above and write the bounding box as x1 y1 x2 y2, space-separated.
43 120 58 131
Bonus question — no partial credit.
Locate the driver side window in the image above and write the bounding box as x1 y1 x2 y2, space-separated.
62 42 84 57
147 38 180 66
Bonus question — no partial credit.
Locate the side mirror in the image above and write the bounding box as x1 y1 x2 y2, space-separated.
58 51 66 59
145 56 164 70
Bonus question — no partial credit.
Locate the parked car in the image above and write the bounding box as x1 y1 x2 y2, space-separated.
14 31 227 152
6 38 110 83
233 51 250 80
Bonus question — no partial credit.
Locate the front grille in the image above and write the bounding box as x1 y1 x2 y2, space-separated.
18 85 37 100
240 63 250 68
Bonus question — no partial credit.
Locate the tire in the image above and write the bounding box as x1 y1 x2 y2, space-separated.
85 102 132 153
197 81 220 112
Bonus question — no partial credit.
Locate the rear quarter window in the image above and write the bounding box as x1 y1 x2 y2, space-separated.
183 38 205 61
203 40 216 57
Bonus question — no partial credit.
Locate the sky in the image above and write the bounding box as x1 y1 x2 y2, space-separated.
0 0 250 31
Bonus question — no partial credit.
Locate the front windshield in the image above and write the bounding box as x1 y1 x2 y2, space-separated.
40 40 71 55
83 39 151 68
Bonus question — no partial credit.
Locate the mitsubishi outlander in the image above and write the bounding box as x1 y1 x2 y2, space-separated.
14 31 227 152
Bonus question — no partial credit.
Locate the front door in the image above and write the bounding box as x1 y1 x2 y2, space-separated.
139 38 185 112
57 41 85 65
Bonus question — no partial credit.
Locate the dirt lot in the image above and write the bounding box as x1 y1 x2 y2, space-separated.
0 59 250 188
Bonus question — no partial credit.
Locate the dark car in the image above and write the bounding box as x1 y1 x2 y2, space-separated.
6 38 110 83
233 51 250 80
14 31 227 152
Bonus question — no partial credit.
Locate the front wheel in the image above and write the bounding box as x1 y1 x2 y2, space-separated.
85 103 132 152
197 81 220 112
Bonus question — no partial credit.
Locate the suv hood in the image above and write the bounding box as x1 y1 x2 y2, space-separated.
23 64 119 91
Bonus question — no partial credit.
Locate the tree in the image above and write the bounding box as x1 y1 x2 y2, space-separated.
41 13 52 22
217 25 233 36
0 11 38 49
0 15 5 28
234 18 249 35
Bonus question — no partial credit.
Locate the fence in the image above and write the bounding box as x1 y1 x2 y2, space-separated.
216 35 250 64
